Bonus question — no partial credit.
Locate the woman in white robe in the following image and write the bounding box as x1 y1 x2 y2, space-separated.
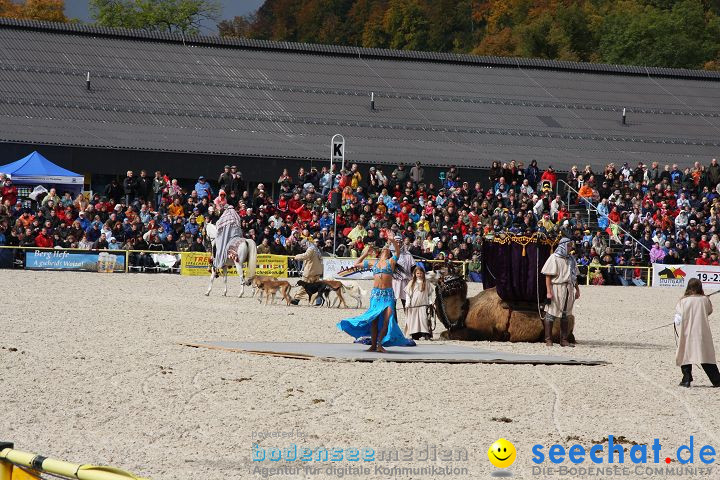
674 278 720 387
404 266 434 340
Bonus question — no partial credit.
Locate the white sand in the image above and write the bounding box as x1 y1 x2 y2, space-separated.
1 270 719 479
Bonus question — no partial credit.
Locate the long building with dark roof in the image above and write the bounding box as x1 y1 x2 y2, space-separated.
0 18 719 184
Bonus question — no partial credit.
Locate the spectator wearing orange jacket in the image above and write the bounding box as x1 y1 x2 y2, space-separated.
578 182 594 202
167 198 185 218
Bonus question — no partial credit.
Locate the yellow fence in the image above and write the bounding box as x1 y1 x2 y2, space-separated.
0 246 468 278
179 252 288 277
0 444 147 480
0 245 654 285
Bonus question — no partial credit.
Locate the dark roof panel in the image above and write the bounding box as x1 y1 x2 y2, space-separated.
0 19 718 169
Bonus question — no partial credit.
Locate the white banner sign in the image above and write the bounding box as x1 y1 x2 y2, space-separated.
323 257 373 280
652 264 720 292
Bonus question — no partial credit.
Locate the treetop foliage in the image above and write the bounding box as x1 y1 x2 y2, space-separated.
218 0 720 70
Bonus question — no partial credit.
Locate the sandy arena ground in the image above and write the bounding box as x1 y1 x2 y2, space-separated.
1 270 719 480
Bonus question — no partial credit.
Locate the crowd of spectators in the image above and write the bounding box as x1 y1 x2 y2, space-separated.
2 157 720 281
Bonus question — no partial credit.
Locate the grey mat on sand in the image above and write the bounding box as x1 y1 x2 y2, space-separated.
184 341 607 365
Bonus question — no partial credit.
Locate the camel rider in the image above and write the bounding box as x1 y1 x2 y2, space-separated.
390 235 415 310
290 238 324 305
541 237 580 347
212 205 243 270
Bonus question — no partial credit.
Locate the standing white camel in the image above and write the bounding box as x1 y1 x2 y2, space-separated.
205 207 257 297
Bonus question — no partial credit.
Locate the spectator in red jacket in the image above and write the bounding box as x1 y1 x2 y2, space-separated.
696 251 711 265
34 227 53 248
295 204 312 223
540 166 557 187
1 178 18 206
608 206 621 224
288 193 303 212
698 235 711 251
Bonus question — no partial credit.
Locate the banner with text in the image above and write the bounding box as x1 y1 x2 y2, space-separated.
652 264 720 292
323 257 374 280
180 252 287 277
25 250 125 273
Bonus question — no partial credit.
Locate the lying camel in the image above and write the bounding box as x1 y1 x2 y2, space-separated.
438 287 575 343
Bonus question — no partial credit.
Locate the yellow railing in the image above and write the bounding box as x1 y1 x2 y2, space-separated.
0 245 655 285
0 445 147 480
0 246 471 277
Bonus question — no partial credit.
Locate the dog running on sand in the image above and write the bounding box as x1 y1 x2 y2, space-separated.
258 280 293 305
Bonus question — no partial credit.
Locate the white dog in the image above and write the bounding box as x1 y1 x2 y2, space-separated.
330 282 366 309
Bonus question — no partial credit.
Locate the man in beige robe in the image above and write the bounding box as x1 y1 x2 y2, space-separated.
541 237 580 347
290 239 324 305
674 279 720 387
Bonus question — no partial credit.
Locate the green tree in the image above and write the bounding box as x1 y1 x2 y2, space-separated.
361 2 388 47
293 0 356 44
214 0 720 71
598 0 720 68
382 0 429 50
426 0 477 52
514 2 596 61
243 0 299 41
345 0 384 46
90 0 220 34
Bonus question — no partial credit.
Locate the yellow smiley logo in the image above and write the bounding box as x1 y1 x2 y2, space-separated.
488 438 516 468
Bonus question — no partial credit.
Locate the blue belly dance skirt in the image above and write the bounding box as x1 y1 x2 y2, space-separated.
337 287 414 347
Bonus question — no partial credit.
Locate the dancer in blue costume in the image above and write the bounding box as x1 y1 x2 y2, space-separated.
337 230 411 352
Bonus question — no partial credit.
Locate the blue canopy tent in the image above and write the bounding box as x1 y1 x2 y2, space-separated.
0 151 84 195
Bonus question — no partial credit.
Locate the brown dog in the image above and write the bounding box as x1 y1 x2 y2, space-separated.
251 275 276 299
320 280 348 308
259 280 292 305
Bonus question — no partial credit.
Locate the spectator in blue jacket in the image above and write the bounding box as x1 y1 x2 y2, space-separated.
108 237 121 250
86 222 101 242
195 176 213 199
78 211 91 231
184 217 199 236
318 211 334 230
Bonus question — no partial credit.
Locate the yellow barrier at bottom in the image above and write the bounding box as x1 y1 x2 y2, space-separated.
0 447 147 480
0 459 13 480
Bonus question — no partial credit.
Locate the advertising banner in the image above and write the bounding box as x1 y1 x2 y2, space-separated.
652 264 720 292
25 250 125 272
180 252 212 276
323 257 374 280
254 254 288 277
180 253 287 277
